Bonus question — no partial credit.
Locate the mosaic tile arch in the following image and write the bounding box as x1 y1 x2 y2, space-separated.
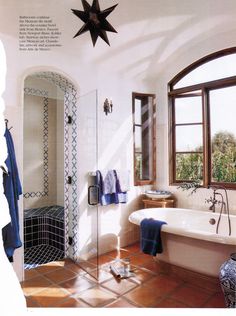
24 71 79 261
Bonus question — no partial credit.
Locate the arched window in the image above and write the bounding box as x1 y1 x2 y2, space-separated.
169 47 236 189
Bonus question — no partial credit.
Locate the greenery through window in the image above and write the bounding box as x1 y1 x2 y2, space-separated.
169 47 236 189
132 92 156 186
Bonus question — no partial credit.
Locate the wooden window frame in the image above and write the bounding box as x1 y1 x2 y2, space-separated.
168 47 236 189
132 92 156 186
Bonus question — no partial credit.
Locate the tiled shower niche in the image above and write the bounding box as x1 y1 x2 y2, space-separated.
24 205 64 269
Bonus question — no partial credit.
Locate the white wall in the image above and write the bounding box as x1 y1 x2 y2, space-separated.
24 92 65 209
24 76 65 206
1 0 236 280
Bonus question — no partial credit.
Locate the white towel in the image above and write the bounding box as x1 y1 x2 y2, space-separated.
116 170 130 192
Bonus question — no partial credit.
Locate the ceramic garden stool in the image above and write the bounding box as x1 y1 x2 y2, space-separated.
219 253 236 308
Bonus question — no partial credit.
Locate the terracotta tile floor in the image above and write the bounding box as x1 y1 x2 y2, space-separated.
21 242 226 308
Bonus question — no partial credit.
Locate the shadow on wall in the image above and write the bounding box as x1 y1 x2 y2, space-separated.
93 1 236 82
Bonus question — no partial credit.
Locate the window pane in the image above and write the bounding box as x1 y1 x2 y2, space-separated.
135 153 142 180
175 54 236 89
176 153 203 181
135 152 152 181
133 93 155 184
134 99 141 125
210 86 236 183
134 126 142 153
141 98 153 180
175 96 202 124
142 138 152 180
176 125 202 152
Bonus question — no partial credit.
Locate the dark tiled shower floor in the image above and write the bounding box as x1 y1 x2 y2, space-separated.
24 244 64 270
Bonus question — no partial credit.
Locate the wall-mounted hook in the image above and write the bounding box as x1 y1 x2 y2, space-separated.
67 176 72 184
4 119 13 130
0 165 8 175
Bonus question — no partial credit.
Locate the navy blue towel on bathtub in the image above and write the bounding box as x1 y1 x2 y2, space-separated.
140 218 167 255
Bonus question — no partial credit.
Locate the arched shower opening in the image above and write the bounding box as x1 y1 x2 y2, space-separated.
22 70 79 269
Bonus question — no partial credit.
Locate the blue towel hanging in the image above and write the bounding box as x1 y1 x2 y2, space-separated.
2 128 22 260
140 218 167 255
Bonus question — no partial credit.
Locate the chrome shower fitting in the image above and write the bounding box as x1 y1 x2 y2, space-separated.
207 185 231 236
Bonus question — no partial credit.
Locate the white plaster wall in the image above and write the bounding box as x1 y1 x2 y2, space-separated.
23 94 58 209
24 94 47 207
1 0 236 280
24 76 64 207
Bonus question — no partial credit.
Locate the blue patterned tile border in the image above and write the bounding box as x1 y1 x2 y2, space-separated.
64 90 70 258
34 72 75 93
71 86 79 261
23 87 48 97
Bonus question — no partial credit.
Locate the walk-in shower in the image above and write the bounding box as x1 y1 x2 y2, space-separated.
23 71 78 269
23 71 100 280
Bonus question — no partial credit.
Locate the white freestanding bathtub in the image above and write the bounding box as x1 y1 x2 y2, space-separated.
129 208 236 277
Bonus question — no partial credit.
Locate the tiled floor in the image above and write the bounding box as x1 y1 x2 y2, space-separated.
21 242 226 308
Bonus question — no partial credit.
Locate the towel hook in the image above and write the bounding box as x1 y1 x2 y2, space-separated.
4 119 13 130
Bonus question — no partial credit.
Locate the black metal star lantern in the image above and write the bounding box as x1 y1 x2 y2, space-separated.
72 0 118 46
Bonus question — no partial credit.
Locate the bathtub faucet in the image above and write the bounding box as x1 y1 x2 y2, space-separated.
207 185 231 236
205 189 224 213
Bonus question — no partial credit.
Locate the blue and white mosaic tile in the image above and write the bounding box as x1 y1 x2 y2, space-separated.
24 72 79 264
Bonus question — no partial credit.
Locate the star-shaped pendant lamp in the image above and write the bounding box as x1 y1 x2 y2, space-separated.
72 0 118 46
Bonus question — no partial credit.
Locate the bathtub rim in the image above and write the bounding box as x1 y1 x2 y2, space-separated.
129 207 236 246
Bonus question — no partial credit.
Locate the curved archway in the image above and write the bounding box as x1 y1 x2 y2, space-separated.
23 70 79 268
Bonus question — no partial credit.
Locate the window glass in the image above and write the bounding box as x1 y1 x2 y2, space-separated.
169 48 236 187
133 93 155 185
210 86 236 183
135 153 142 180
134 99 141 125
134 126 142 152
175 54 236 89
176 125 203 152
175 96 202 124
176 153 203 181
